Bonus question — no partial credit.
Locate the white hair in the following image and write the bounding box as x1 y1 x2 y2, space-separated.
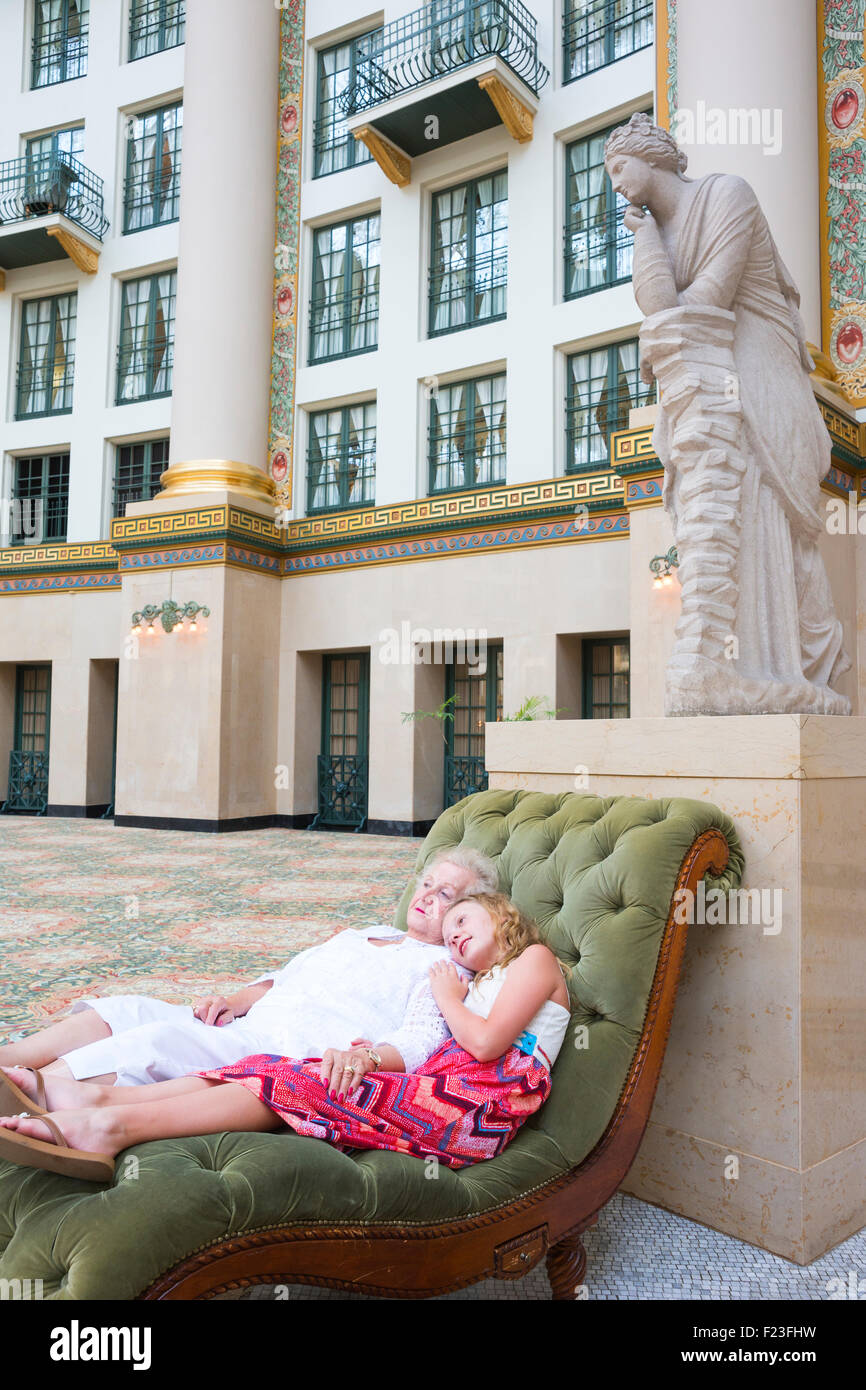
426 845 499 895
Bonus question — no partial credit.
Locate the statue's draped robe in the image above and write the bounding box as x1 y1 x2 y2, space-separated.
651 173 850 694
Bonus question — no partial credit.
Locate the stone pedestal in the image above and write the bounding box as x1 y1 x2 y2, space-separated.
486 714 866 1263
113 492 281 829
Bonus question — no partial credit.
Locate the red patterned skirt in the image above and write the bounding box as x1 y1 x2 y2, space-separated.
195 1037 551 1169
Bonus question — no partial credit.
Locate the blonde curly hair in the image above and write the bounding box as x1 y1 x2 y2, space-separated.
446 891 570 989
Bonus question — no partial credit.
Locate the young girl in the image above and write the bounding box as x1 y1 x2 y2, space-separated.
0 893 571 1180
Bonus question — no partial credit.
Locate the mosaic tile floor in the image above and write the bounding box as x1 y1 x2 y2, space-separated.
1 815 862 1303
216 1191 866 1300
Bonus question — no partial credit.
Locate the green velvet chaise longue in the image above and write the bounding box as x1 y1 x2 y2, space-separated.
0 788 744 1300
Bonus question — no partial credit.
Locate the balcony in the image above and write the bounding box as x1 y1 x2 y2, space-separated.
341 0 549 185
0 152 109 285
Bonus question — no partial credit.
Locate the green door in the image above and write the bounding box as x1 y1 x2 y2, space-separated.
314 652 370 830
444 643 502 806
582 637 630 718
3 665 51 814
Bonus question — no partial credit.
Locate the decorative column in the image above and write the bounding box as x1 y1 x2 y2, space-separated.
667 0 821 344
818 0 866 408
159 0 279 503
113 0 288 829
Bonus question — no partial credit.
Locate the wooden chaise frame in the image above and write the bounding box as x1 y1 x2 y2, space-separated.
140 829 729 1301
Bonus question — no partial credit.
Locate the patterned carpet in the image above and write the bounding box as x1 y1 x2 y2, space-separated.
0 817 420 1041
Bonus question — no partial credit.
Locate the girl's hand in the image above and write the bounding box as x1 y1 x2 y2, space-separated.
429 960 469 1007
193 994 234 1027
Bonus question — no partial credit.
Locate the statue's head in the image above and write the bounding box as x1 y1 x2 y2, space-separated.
604 113 688 205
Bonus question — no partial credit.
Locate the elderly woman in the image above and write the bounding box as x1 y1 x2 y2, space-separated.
0 847 498 1104
604 112 850 714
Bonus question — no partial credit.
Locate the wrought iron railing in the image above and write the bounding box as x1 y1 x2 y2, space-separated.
15 363 76 419
129 0 185 62
31 4 88 88
313 115 374 179
115 343 174 403
306 457 376 515
2 752 49 815
563 0 653 83
340 0 549 116
566 385 652 472
313 754 369 830
308 291 379 364
0 152 109 240
113 441 169 516
564 204 634 299
445 754 488 806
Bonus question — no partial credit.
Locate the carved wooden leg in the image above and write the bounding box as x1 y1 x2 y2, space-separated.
546 1232 587 1300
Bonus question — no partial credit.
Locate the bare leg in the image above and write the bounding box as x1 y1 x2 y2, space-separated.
0 1008 111 1068
0 1078 280 1158
2 1068 213 1112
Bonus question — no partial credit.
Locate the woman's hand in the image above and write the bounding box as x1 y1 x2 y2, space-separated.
429 960 470 1008
319 1046 376 1102
193 995 235 1027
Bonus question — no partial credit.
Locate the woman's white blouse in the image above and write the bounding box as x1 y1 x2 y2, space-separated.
246 924 455 1072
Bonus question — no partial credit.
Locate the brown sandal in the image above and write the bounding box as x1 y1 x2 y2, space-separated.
0 1113 114 1183
0 1066 47 1116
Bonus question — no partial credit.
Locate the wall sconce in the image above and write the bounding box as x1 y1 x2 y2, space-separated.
131 600 211 636
649 547 679 589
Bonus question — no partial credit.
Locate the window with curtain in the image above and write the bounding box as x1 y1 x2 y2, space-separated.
16 293 77 419
25 126 84 171
429 372 506 493
113 438 170 516
565 117 647 298
11 453 70 543
14 666 51 753
307 403 377 515
566 339 652 471
563 0 653 84
31 0 89 88
309 214 380 364
582 637 630 717
314 34 377 177
116 271 176 403
429 171 507 336
129 0 185 62
124 103 183 233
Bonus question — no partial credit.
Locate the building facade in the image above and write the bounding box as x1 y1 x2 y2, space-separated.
0 0 863 832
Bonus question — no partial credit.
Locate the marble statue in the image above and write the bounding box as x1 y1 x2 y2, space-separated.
604 113 852 716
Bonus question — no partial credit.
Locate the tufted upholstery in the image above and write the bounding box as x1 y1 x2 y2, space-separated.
0 790 743 1299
